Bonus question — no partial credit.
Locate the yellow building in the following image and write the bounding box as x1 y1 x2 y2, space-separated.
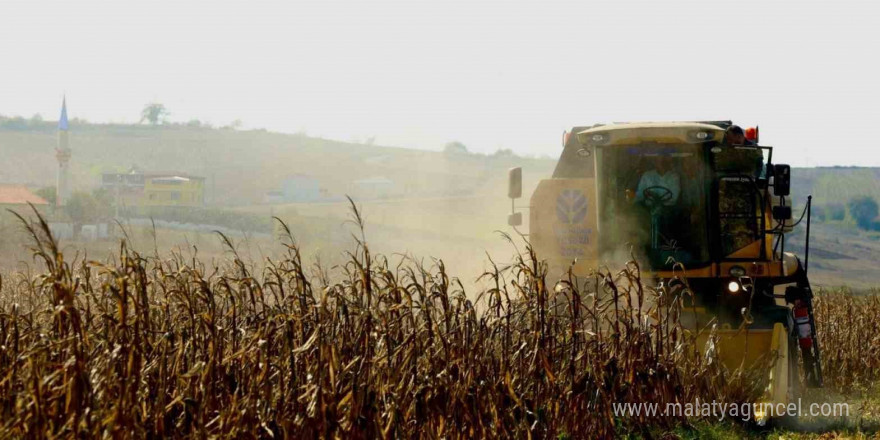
143 174 205 206
102 170 205 207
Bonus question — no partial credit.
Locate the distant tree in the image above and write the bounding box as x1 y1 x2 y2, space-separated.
188 120 214 129
0 116 28 130
140 102 170 125
848 196 879 230
65 190 113 223
223 119 243 130
827 203 846 221
443 141 468 155
66 192 100 223
811 205 826 223
35 186 56 206
92 187 115 211
491 148 517 159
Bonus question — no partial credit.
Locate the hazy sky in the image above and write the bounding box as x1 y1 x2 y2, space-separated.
2 0 878 166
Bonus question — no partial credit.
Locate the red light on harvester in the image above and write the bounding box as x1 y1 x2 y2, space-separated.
563 131 570 147
745 126 758 142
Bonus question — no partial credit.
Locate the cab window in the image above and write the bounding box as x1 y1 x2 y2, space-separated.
595 143 710 268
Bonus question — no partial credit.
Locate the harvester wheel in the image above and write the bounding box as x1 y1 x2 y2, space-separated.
767 330 802 429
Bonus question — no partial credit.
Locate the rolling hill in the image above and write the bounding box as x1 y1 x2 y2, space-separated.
0 117 553 206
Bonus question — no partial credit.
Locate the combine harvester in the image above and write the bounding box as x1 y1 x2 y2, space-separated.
507 121 822 425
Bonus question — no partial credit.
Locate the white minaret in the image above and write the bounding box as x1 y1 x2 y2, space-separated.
56 97 72 207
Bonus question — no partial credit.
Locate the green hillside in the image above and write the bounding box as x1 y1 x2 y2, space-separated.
792 167 880 206
6 115 869 211
0 117 554 206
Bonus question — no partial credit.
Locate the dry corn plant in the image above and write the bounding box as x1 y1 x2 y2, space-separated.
0 203 806 439
812 287 880 395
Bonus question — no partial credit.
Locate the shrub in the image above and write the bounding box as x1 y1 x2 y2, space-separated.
811 205 826 222
443 141 468 155
118 205 272 233
848 196 879 230
827 203 846 221
65 191 113 223
35 186 56 206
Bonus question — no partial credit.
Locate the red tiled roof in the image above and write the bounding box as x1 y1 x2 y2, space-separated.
0 185 49 205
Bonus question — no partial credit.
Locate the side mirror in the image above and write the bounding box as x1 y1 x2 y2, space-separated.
773 164 791 196
508 212 522 226
508 167 522 199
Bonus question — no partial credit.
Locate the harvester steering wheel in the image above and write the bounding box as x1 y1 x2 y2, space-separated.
642 186 674 207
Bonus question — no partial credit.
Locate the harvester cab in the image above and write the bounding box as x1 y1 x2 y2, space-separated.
507 121 822 424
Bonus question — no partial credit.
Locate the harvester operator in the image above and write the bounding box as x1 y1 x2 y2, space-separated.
634 155 680 206
725 125 754 146
724 125 764 179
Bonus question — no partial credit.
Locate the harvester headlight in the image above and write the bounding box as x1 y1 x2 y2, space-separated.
727 280 741 294
577 131 610 145
729 266 746 277
687 130 715 142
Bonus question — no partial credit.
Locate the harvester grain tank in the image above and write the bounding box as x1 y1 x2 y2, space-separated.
506 121 822 425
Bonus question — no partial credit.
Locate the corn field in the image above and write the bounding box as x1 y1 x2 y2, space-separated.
0 205 864 439
813 287 880 395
